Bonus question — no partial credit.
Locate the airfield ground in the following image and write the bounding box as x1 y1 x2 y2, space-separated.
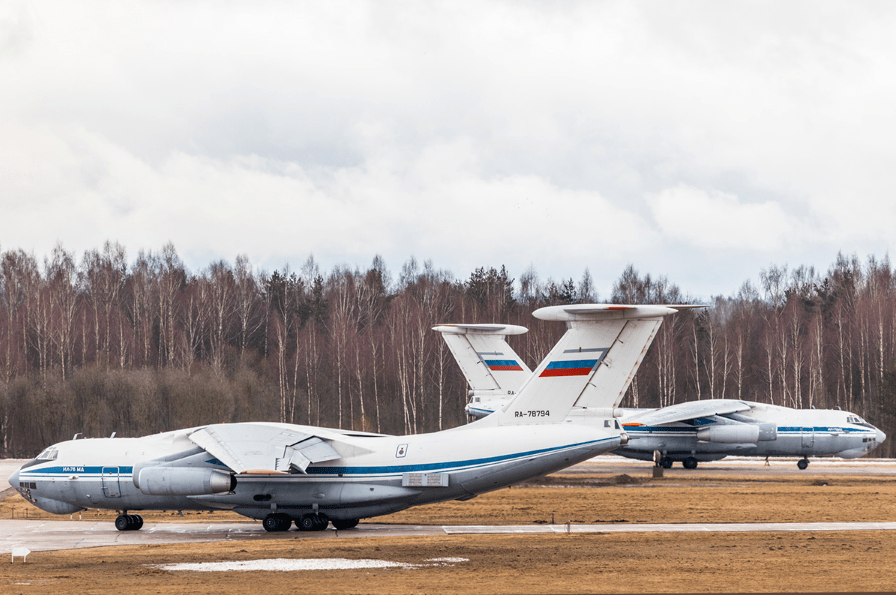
1 457 895 594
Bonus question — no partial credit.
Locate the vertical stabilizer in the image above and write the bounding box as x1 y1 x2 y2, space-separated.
432 324 530 396
490 305 692 426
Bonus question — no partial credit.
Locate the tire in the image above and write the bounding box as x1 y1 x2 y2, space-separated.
263 514 284 532
332 518 360 530
134 515 144 530
660 456 673 469
298 515 317 531
797 459 809 470
312 514 329 531
115 515 130 532
683 457 698 469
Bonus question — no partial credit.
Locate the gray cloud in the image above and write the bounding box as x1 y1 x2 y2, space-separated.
2 1 895 298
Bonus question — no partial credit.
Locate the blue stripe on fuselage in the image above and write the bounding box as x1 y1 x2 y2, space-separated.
622 425 874 435
307 438 612 476
19 438 616 479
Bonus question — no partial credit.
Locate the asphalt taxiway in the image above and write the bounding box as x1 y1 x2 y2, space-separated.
4 456 895 554
4 518 896 555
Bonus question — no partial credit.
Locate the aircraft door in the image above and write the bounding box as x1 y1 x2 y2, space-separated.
102 467 121 498
801 428 815 449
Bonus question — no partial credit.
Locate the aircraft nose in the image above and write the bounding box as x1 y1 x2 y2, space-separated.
8 468 19 490
877 428 887 445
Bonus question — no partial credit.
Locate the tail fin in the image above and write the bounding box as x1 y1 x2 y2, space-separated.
488 304 696 426
432 323 530 392
433 324 530 418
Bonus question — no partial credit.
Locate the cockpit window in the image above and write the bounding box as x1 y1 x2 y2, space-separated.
847 415 866 425
36 447 58 460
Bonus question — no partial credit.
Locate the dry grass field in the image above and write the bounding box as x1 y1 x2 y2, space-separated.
2 465 896 594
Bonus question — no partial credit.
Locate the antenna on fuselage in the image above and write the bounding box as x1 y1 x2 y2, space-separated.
72 433 83 440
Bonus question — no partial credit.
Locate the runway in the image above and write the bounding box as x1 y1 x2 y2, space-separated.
4 518 896 555
5 456 896 554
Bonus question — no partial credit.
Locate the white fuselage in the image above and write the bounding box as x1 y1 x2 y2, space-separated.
11 421 623 521
614 401 884 462
468 399 885 464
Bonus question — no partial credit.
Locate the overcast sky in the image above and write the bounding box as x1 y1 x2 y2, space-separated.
2 1 895 300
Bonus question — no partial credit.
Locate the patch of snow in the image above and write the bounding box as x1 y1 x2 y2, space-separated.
157 558 414 572
155 556 469 572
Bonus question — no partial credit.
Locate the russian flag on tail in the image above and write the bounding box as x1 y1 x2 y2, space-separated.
484 359 524 371
539 359 599 377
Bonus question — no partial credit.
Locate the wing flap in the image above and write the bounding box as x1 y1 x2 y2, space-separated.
189 424 340 474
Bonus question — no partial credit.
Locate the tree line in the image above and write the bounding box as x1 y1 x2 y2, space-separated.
1 242 894 458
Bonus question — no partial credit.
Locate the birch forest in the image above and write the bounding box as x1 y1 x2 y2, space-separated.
1 242 894 458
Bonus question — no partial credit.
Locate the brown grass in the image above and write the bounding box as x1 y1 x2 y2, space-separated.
2 468 896 594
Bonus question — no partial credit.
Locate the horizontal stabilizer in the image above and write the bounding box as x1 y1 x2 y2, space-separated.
534 303 704 322
432 324 528 336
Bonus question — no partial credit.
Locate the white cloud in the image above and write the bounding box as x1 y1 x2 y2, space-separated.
0 123 652 281
647 185 800 252
2 1 896 296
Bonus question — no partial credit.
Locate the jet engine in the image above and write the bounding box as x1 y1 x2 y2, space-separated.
136 467 235 496
697 424 760 444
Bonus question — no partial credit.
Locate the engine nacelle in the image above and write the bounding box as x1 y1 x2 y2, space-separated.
757 423 777 441
697 424 760 444
137 467 235 496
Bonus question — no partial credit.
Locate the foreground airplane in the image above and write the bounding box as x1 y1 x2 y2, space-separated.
8 304 687 533
437 310 886 470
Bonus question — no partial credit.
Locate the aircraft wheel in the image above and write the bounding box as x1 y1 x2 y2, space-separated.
660 456 673 469
797 458 809 470
298 514 317 531
332 518 360 530
115 515 132 531
277 515 292 531
312 514 329 531
263 514 290 532
134 515 144 530
683 457 698 469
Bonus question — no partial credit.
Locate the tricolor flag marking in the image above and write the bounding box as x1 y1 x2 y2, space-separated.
484 359 524 371
539 359 599 377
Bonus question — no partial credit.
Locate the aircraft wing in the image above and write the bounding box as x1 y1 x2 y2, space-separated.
189 423 341 474
623 399 752 427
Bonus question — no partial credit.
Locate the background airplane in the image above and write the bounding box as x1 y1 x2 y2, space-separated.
436 308 886 469
9 304 685 533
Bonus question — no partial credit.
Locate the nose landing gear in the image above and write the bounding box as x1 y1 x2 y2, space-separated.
797 457 810 470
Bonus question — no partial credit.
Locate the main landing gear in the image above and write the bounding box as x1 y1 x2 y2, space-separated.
262 512 337 532
332 518 360 530
262 513 292 532
657 456 699 469
115 513 144 531
797 457 810 470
